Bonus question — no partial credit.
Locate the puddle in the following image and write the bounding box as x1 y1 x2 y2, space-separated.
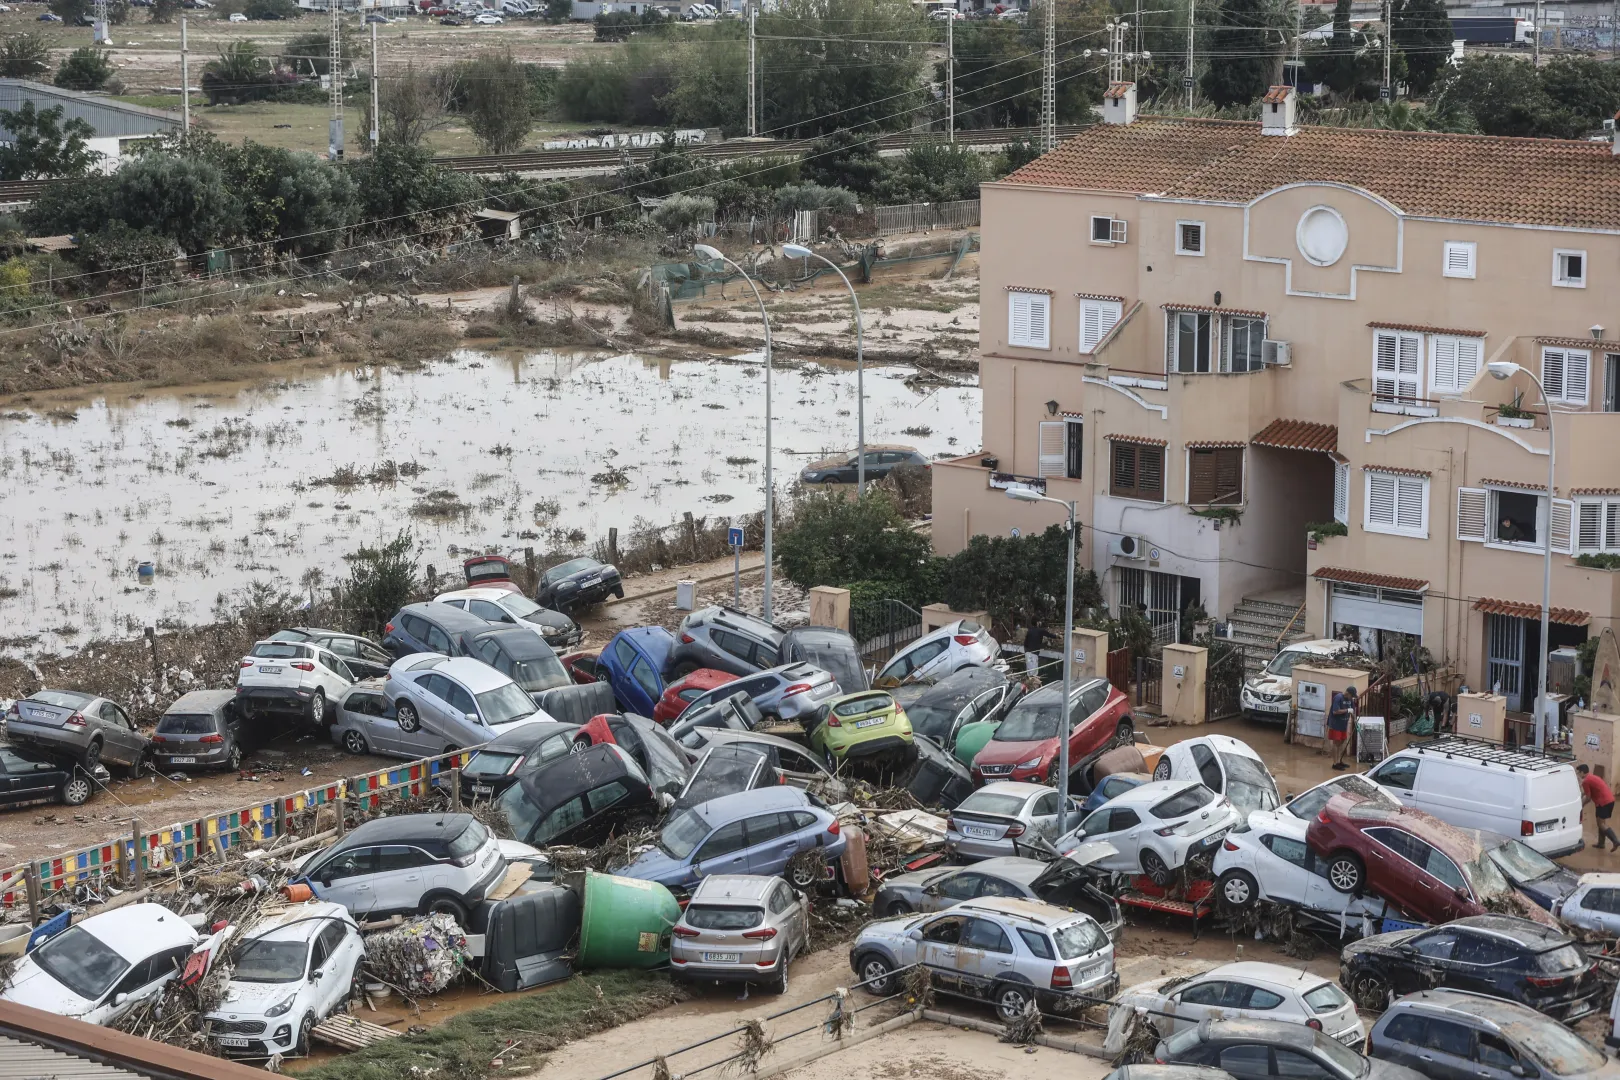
0 349 980 652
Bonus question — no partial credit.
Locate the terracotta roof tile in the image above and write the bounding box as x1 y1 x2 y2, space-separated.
1163 302 1268 318
1251 419 1338 454
1479 478 1553 492
1364 464 1430 477
999 117 1620 231
1369 321 1486 338
1313 566 1429 592
1473 597 1590 625
1103 82 1133 100
1076 292 1126 302
1537 337 1603 350
1262 86 1294 105
1186 440 1247 449
1105 433 1169 447
1572 487 1620 496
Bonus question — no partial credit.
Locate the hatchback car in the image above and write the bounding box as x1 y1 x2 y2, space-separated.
4 689 148 775
810 689 913 764
298 813 505 924
1117 962 1364 1047
670 874 809 994
332 679 426 759
678 663 840 726
152 689 245 772
269 628 395 680
873 620 999 687
674 742 784 813
0 743 99 807
618 786 845 892
383 603 497 659
466 627 574 696
1083 772 1152 814
1339 915 1599 1021
670 606 785 679
536 556 623 612
873 852 1123 939
947 781 1077 861
435 588 581 649
1213 811 1373 918
206 903 364 1057
1553 872 1620 934
1483 834 1579 912
1058 780 1241 885
850 896 1116 1020
1367 988 1617 1080
237 639 357 729
495 743 660 848
973 678 1134 786
654 669 738 724
1154 1019 1424 1080
384 654 553 751
892 666 1020 751
687 727 849 799
800 444 927 484
669 691 763 750
780 626 867 693
458 721 579 803
568 712 693 797
1153 735 1279 820
598 627 677 717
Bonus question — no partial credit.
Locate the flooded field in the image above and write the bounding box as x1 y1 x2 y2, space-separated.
0 349 979 651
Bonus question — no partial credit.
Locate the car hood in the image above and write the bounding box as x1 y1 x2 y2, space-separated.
497 838 544 861
213 980 299 1014
974 737 1054 764
880 867 953 893
1 963 93 1017
1342 928 1423 959
1244 674 1293 694
858 913 925 941
1513 865 1581 908
618 846 688 884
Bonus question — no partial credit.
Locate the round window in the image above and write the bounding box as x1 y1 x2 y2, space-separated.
1296 206 1348 267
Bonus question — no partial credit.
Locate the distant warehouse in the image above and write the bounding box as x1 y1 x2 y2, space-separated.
0 80 180 170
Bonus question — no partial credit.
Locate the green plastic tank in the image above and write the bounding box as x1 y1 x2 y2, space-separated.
577 870 681 969
953 719 999 768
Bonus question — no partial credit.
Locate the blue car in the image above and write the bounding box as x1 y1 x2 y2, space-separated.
619 786 847 892
598 627 676 716
1080 770 1152 814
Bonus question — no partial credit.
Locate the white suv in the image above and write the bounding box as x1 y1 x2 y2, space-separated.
298 813 506 924
1056 780 1240 885
237 639 357 728
1240 639 1359 723
873 620 1000 688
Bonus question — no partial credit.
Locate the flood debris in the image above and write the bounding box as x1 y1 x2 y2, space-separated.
364 913 471 997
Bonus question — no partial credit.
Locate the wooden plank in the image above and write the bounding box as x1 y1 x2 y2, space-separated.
312 1016 402 1049
487 862 533 902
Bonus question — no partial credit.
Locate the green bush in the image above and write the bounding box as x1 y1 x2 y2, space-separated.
775 489 935 599
343 531 420 636
75 222 180 288
936 525 1100 631
0 32 51 78
773 182 857 214
54 47 117 91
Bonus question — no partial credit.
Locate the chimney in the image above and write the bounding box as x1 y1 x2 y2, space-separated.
1261 85 1297 137
1102 81 1138 126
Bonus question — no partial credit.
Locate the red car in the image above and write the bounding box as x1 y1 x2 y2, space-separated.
652 669 738 725
571 712 693 795
463 554 523 595
559 649 603 685
970 678 1133 785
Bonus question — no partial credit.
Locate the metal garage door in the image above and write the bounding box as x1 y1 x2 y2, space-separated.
1328 582 1424 635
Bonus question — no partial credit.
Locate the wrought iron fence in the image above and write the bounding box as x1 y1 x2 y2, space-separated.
1205 644 1247 721
852 599 923 667
1134 654 1162 709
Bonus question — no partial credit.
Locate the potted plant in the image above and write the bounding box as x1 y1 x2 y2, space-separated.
1495 393 1534 428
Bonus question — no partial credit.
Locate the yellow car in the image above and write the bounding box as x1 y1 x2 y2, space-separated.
809 690 914 766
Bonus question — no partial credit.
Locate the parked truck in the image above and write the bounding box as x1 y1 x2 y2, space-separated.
1450 15 1534 46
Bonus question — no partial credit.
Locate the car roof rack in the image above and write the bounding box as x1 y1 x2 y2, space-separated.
1404 735 1566 773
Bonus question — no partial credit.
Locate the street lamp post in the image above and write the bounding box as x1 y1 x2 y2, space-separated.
783 243 865 494
1487 361 1556 748
696 243 775 621
1007 483 1078 833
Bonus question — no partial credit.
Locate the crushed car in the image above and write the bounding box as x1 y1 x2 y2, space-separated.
1115 961 1365 1047
618 786 846 892
495 743 660 847
536 556 623 613
1153 734 1280 820
872 847 1123 941
4 689 149 776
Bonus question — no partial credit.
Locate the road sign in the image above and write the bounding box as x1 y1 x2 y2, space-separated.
728 526 745 547
1181 76 1194 88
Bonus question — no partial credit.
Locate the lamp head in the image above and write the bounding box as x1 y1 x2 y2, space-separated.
1593 324 1605 341
782 243 813 259
1006 485 1042 504
1486 361 1519 381
693 244 723 260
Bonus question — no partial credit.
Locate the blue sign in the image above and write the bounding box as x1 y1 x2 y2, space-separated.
728 527 745 547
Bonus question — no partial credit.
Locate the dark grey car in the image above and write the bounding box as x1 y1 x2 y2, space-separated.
1104 1067 1241 1080
669 606 785 679
4 690 149 775
871 851 1123 940
467 628 572 695
780 627 867 694
152 690 244 772
669 692 763 750
1369 989 1620 1080
535 557 623 613
1157 1019 1427 1080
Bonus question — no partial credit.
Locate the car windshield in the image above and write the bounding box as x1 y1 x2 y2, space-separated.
512 654 569 691
463 751 521 778
1462 849 1513 899
449 820 489 860
549 559 594 580
1286 775 1395 820
496 784 541 841
1052 919 1106 959
658 809 711 860
684 905 764 930
958 790 1029 816
831 694 890 718
1501 1017 1608 1073
636 728 692 792
477 683 538 727
1488 840 1562 884
687 747 767 802
156 713 216 735
501 596 545 618
1220 753 1279 815
251 642 307 660
1264 650 1317 677
905 704 959 742
232 939 308 983
29 926 128 1000
792 637 863 691
994 699 1064 742
1151 785 1216 819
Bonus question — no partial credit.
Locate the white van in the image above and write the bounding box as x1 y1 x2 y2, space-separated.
1363 737 1583 857
1240 638 1361 723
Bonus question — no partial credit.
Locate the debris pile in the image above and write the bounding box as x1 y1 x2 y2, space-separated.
363 913 471 997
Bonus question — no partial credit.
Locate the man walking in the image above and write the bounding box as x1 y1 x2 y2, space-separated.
1327 684 1357 771
1578 764 1620 851
1022 622 1056 680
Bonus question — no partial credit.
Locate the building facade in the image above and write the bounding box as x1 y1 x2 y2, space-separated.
933 84 1620 706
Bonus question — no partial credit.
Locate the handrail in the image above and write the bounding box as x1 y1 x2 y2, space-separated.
1274 599 1307 649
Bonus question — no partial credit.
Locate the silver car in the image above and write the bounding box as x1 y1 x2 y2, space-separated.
947 781 1079 861
670 875 809 994
382 654 554 752
4 689 149 775
678 663 841 725
331 678 439 760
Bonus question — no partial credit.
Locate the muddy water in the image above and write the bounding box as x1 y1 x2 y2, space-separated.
0 350 980 652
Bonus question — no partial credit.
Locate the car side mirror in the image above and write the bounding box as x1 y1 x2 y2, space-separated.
467 713 480 725
906 928 923 941
311 970 323 981
113 994 128 1006
1510 1068 1526 1078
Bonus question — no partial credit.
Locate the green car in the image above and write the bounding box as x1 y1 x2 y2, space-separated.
952 718 1000 767
809 690 914 766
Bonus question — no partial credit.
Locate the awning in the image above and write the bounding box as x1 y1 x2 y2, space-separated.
1363 465 1430 478
1186 440 1246 449
1162 302 1267 318
1473 597 1590 626
1251 419 1338 455
1368 321 1485 339
1313 567 1428 592
1104 433 1168 447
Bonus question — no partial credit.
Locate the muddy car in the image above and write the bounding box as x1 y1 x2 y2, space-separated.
0 744 101 808
872 847 1123 941
4 690 149 776
152 690 245 772
494 744 660 847
569 712 692 798
536 557 623 613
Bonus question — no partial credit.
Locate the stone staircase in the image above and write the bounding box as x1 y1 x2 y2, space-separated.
1224 594 1312 680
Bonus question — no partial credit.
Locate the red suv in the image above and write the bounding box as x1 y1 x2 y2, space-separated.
970 678 1133 785
1306 794 1498 924
652 669 738 725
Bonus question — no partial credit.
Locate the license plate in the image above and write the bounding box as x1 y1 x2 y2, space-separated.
854 716 885 729
24 706 52 719
258 666 282 674
472 784 492 795
170 756 196 764
217 1036 250 1048
702 952 739 963
1336 1030 1362 1046
962 825 997 839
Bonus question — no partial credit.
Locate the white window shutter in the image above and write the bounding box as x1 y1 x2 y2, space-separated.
1009 293 1031 346
1333 463 1349 525
1431 337 1458 394
1566 351 1591 404
1374 331 1421 402
1551 498 1574 555
1444 241 1476 279
1366 473 1397 528
1080 304 1101 352
1037 421 1067 478
1027 294 1050 348
1455 338 1482 390
1578 502 1604 553
1456 486 1489 542
1396 477 1427 534
1543 348 1566 400
1608 502 1620 551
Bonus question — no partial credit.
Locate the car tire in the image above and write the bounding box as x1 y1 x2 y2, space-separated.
309 688 327 727
1326 851 1364 894
59 772 93 806
295 1013 315 1055
1152 758 1172 781
424 895 469 925
342 729 368 756
613 587 625 599
1140 848 1171 887
1217 870 1257 911
225 744 244 771
396 702 421 734
124 748 151 779
770 952 791 995
82 739 102 773
572 735 593 753
884 900 913 917
787 861 821 890
1046 759 1063 785
1112 719 1134 748
1351 971 1391 1012
994 983 1033 1022
348 959 365 1006
856 953 895 996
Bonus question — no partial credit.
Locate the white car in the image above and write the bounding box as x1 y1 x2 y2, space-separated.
1056 779 1241 885
1264 772 1398 827
206 902 364 1057
433 588 580 649
945 781 1077 861
1 903 200 1025
1553 873 1620 935
1153 734 1280 819
237 638 357 727
1240 639 1360 723
1113 961 1364 1047
473 11 502 21
228 10 247 19
873 620 1000 688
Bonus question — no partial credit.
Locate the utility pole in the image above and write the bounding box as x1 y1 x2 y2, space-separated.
180 16 190 133
1135 0 1142 80
1041 0 1055 151
328 0 344 161
946 12 954 143
93 0 109 44
1381 0 1392 98
369 20 380 151
1293 0 1301 71
1534 0 1542 64
1185 0 1194 108
746 0 757 136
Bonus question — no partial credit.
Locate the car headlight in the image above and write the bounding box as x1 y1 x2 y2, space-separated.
1016 756 1043 769
265 994 298 1018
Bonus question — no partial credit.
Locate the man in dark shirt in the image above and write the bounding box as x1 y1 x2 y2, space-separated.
1327 685 1357 770
1023 623 1055 679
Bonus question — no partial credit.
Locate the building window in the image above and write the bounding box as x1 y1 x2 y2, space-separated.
1176 221 1204 256
1554 250 1586 288
1111 441 1165 502
1169 310 1212 373
1037 419 1082 480
1333 461 1349 525
1008 291 1050 349
1187 447 1242 505
1492 490 1540 546
1373 329 1422 405
1542 346 1590 405
1067 420 1083 479
1079 298 1122 353
1429 334 1484 395
1364 470 1428 538
1091 216 1127 245
1443 241 1476 279
1458 486 1574 554
1225 316 1266 373
1577 499 1620 554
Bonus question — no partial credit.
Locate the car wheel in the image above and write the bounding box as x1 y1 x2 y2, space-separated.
342 729 368 756
82 739 102 773
424 895 469 925
857 954 895 995
1112 719 1134 748
670 661 698 680
294 1013 315 1055
770 952 791 995
884 899 914 917
348 959 365 1005
1326 851 1364 894
59 772 93 806
1351 971 1391 1012
613 587 625 599
1140 848 1172 887
572 735 593 753
124 748 151 779
1217 870 1257 911
788 861 820 890
309 688 327 726
1152 758 1172 781
1046 759 1063 785
396 702 421 734
994 983 1033 1022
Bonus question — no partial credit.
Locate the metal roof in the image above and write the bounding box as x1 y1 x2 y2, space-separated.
0 80 179 140
0 1033 156 1080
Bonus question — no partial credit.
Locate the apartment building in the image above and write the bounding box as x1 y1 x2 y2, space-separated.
933 84 1620 707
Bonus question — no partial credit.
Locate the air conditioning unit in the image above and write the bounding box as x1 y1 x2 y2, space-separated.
1110 534 1145 559
1261 339 1292 366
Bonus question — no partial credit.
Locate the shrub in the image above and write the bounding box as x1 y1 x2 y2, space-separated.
775 489 935 598
343 531 420 635
0 32 50 78
55 47 116 91
75 222 181 288
651 192 715 233
773 182 857 214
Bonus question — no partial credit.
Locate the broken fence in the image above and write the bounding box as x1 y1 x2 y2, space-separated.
0 747 475 921
874 199 981 236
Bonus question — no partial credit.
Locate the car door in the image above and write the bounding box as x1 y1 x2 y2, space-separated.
97 702 139 765
1471 1031 1528 1080
744 811 799 876
1368 756 1419 803
1164 979 1241 1032
346 688 404 756
1213 1044 1272 1080
92 955 158 1025
627 655 663 716
310 846 379 914
1363 827 1435 921
769 880 809 959
954 916 1012 1000
470 599 516 627
609 637 641 709
1029 791 1062 839
318 651 355 696
440 678 481 734
917 914 966 991
373 845 430 914
414 673 460 736
1395 929 1459 995
310 922 350 1014
693 820 751 880
1410 1016 1477 1080
1258 833 1313 903
1272 1048 1338 1080
1068 682 1112 760
1448 931 1514 998
1075 806 1142 872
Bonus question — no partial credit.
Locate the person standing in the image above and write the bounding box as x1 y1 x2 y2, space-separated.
1577 764 1620 851
1327 685 1357 771
1023 622 1056 679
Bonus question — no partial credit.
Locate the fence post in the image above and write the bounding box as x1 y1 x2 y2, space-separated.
275 798 288 842
450 767 461 806
336 783 348 837
25 865 41 927
130 819 144 888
